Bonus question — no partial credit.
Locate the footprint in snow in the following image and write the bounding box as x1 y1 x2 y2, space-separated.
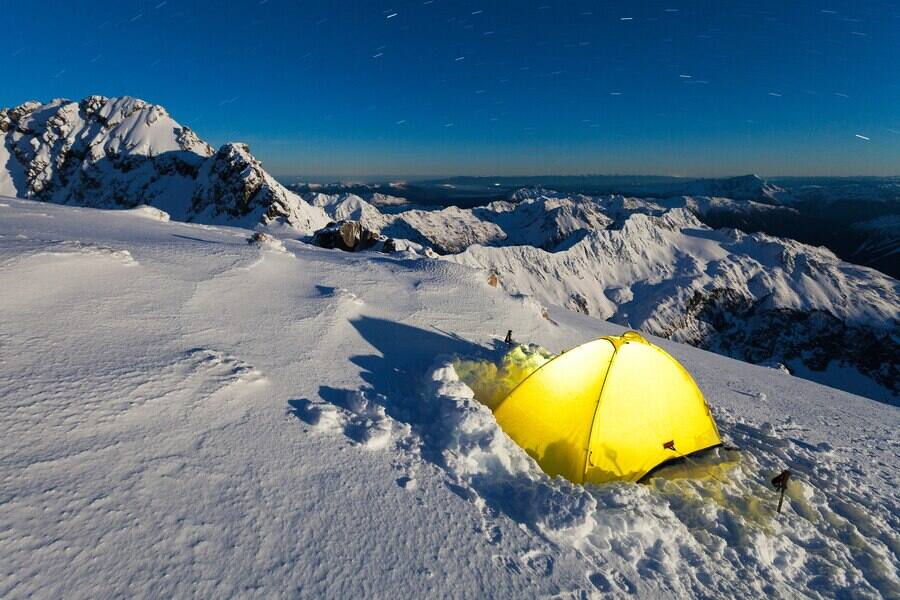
521 550 554 576
288 389 413 452
395 475 417 490
473 497 502 544
588 571 613 592
288 399 347 433
491 554 521 574
315 285 363 305
611 571 637 594
185 348 265 387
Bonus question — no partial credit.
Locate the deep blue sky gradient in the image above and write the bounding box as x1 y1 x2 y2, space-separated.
3 0 899 176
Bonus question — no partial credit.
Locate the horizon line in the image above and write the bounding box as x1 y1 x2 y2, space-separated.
272 173 900 181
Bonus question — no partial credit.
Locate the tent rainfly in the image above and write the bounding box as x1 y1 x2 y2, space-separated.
493 331 721 484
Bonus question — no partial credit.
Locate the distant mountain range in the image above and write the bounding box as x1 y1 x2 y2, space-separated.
303 188 898 403
2 96 897 403
290 175 900 278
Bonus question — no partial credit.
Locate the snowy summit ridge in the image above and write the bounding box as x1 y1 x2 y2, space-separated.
0 96 327 231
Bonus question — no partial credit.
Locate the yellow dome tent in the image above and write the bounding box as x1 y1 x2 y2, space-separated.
493 331 721 484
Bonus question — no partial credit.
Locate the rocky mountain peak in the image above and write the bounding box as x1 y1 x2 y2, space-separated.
0 95 322 231
191 142 328 231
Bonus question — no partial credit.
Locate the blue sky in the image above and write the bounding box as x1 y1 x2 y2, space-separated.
3 0 898 177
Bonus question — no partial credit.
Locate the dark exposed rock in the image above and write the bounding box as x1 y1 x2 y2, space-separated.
381 237 398 253
192 143 268 217
8 101 41 127
247 232 272 246
313 220 387 252
78 95 107 116
566 292 590 314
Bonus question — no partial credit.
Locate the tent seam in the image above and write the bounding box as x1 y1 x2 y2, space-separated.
581 337 620 483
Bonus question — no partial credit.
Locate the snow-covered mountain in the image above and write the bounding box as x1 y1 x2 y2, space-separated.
411 174 790 204
306 191 507 253
2 197 897 598
643 174 789 203
0 96 328 231
307 189 899 404
2 96 895 403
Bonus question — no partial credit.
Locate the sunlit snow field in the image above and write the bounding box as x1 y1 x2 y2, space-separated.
1 197 897 598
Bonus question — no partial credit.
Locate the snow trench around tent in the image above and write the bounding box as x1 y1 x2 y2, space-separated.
453 344 553 410
296 346 900 598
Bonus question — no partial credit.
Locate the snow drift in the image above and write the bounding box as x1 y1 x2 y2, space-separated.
1 197 897 598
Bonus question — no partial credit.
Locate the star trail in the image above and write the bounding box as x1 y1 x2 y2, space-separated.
3 0 898 177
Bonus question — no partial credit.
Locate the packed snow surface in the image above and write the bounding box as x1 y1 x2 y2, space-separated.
1 197 898 599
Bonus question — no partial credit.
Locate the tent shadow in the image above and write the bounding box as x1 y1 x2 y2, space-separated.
286 315 492 460
286 315 596 534
349 315 489 382
344 316 489 465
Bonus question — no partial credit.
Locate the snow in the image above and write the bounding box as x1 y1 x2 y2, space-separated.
126 204 171 221
0 142 24 197
0 97 326 233
307 192 393 231
1 197 897 598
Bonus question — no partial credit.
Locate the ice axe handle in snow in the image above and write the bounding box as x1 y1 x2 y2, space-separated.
771 469 791 514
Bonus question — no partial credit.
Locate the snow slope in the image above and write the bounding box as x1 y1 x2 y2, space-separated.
1 197 897 598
